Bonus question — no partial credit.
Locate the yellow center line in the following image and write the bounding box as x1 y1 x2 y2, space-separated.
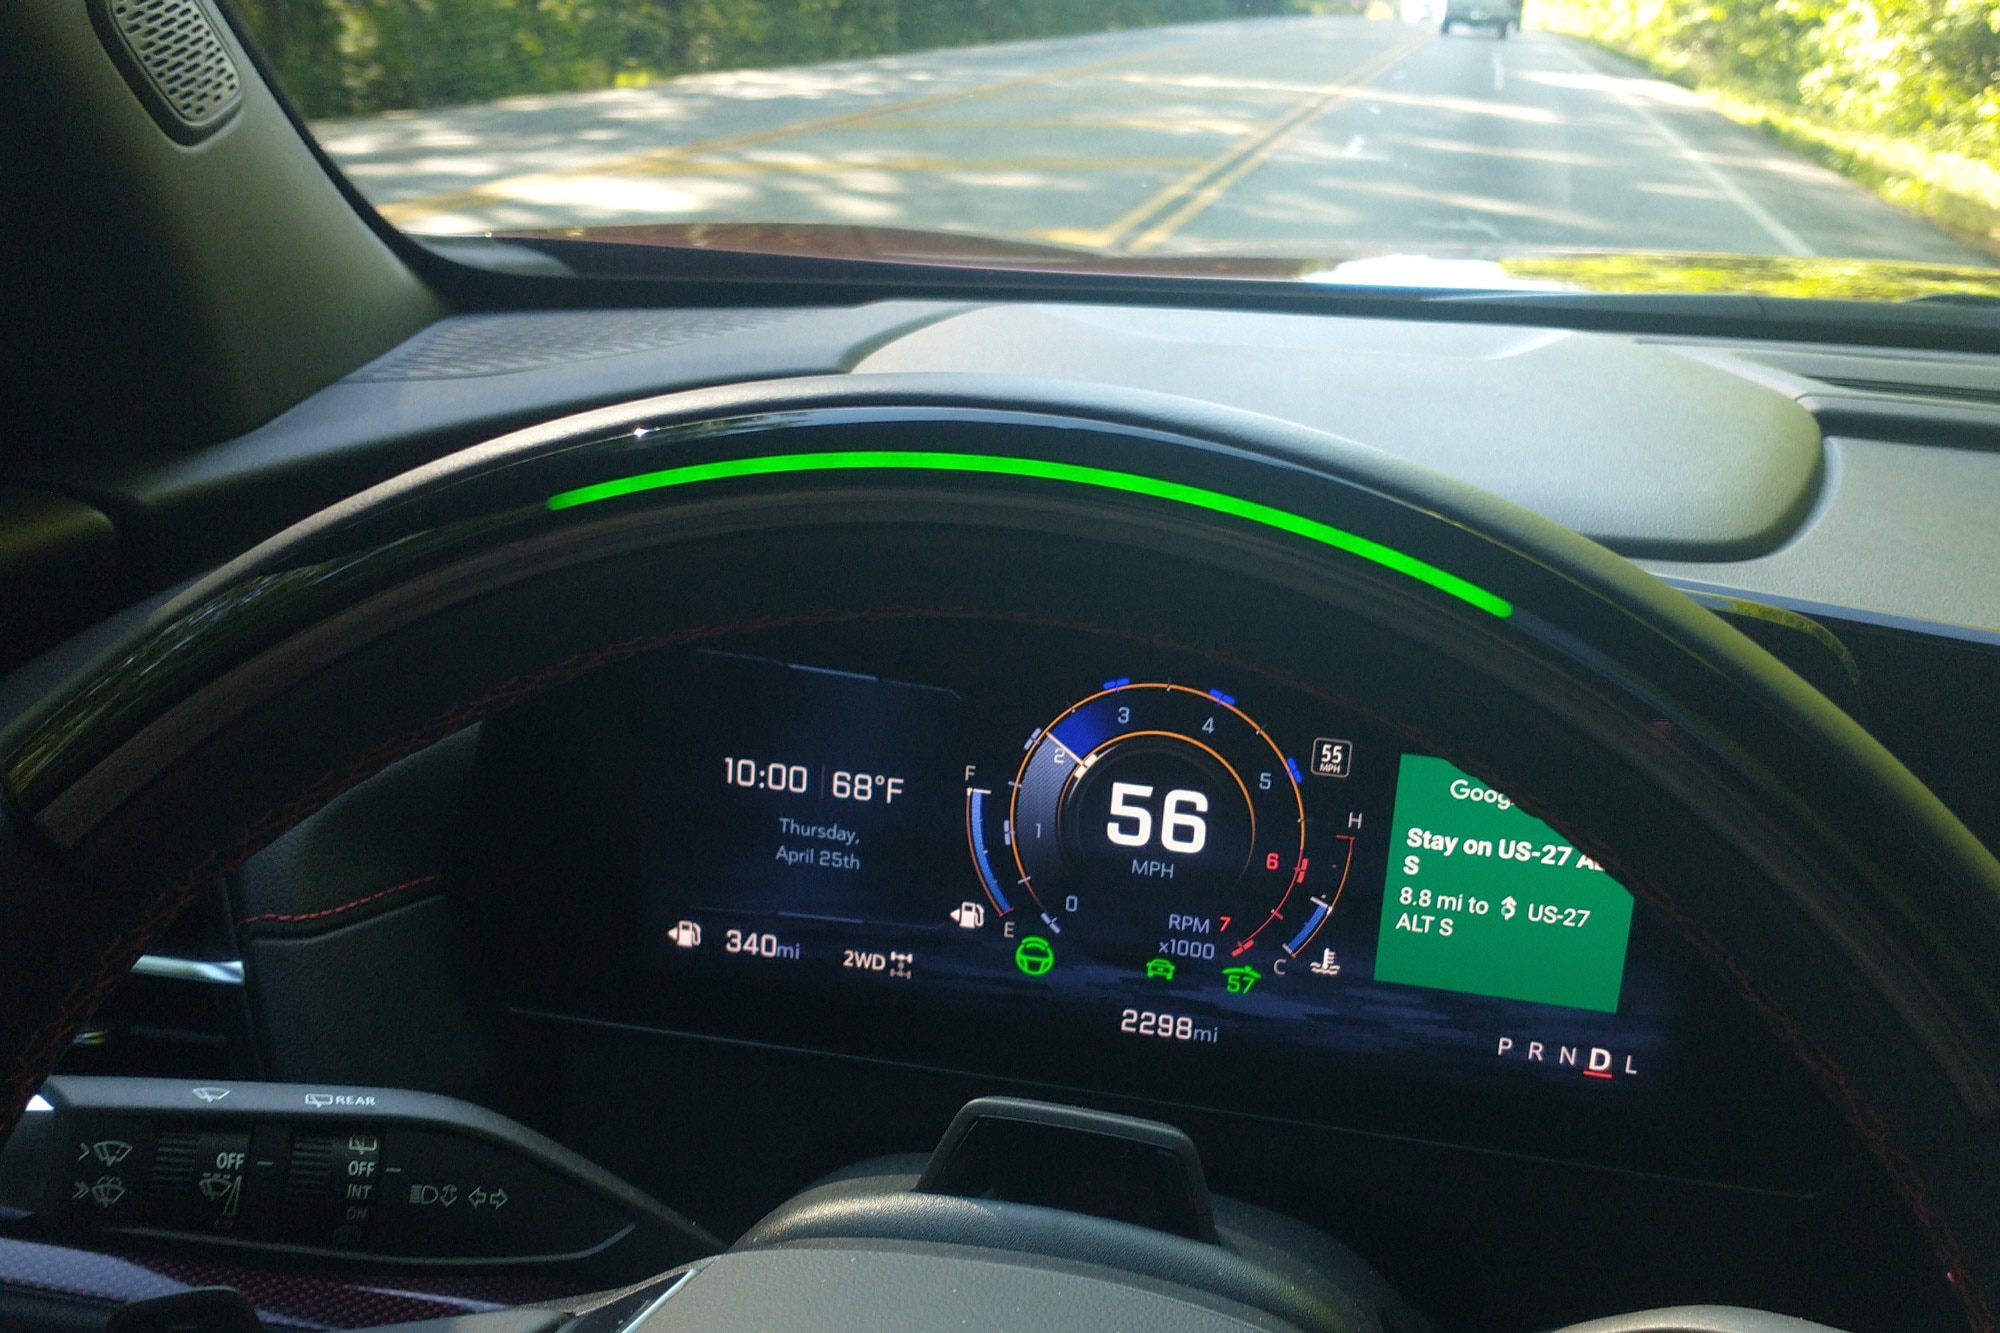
375 32 1247 226
1052 29 1430 254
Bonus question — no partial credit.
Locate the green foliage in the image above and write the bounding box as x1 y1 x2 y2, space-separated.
1531 0 2000 163
1500 250 2000 299
227 0 1314 117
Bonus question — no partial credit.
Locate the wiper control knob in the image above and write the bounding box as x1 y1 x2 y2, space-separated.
0 1076 714 1274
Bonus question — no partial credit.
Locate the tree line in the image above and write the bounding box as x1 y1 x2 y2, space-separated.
229 0 1323 118
1535 0 1999 162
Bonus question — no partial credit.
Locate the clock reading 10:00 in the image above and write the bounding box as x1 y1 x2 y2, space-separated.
723 758 905 803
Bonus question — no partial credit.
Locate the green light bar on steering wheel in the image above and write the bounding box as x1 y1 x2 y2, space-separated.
545 450 1512 619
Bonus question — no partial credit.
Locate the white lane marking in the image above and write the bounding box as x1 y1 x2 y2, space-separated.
1492 52 1505 92
1558 44 1811 255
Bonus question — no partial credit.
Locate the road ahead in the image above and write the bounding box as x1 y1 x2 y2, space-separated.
323 17 1987 264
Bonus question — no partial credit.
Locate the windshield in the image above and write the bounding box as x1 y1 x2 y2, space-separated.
235 0 2000 295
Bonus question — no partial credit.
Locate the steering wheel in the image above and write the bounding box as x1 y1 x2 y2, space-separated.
3 374 1997 1330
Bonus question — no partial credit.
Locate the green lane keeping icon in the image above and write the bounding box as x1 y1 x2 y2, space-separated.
1146 958 1176 980
1015 936 1056 977
1222 965 1261 994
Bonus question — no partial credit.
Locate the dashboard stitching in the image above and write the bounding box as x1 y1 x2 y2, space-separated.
236 873 442 930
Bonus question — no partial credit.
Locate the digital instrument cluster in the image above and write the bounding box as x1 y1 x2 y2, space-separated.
607 649 1670 1096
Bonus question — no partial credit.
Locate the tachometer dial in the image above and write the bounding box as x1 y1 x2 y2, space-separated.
999 682 1307 955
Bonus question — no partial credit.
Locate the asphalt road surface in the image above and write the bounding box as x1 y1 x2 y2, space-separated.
321 16 1988 264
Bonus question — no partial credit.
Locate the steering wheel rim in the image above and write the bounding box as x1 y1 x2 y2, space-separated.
3 373 1997 1328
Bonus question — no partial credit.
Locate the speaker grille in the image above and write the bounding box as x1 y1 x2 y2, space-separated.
347 309 801 381
100 0 242 140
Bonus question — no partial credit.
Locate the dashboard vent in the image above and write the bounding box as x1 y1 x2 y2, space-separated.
90 0 243 144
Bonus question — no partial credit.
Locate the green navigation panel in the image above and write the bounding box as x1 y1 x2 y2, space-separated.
1373 755 1634 1013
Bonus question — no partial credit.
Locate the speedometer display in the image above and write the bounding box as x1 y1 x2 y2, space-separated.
989 681 1309 961
560 641 1667 1100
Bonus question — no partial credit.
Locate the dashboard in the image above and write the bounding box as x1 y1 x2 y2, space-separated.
4 315 1997 1333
